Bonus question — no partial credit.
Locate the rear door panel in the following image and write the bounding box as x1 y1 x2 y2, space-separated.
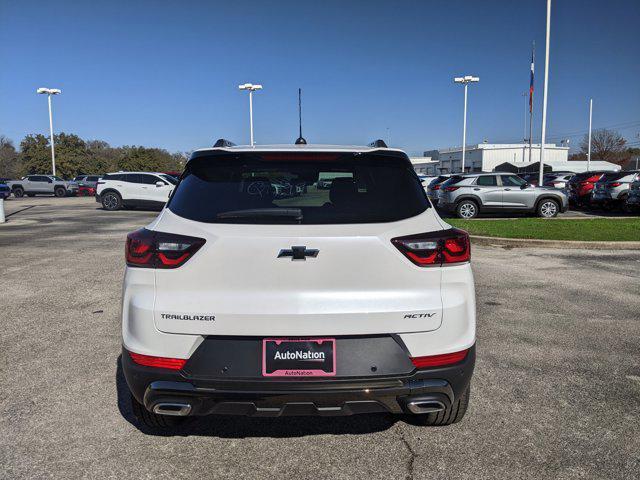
152 209 444 336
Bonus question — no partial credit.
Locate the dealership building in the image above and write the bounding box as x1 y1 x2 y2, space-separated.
420 143 569 175
412 142 619 175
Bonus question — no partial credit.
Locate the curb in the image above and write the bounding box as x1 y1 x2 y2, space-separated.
470 235 640 250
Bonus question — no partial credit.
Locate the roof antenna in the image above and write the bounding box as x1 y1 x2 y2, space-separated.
295 88 307 145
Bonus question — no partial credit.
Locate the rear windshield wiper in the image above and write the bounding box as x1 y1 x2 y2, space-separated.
216 208 303 222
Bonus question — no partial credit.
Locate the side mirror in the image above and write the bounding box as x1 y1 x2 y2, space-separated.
155 181 165 188
47 178 53 183
520 183 529 189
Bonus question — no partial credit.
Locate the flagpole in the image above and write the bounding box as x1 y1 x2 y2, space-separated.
539 0 551 187
528 41 535 164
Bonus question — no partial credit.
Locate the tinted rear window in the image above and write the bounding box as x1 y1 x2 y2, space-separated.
441 175 465 186
598 172 626 182
168 152 429 224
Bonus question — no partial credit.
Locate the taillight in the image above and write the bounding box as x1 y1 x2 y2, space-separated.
444 186 460 192
129 351 187 370
410 348 469 369
125 228 205 269
391 228 470 267
432 184 441 190
609 182 622 187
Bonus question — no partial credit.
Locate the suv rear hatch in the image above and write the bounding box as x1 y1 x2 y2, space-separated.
148 149 450 337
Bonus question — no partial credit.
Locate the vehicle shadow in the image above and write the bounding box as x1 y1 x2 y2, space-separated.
115 356 399 438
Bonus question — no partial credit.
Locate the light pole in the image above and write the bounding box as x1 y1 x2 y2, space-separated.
238 83 262 146
37 87 61 176
538 0 551 187
454 75 479 173
587 98 593 171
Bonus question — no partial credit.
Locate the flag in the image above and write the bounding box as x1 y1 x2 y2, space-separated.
529 43 535 113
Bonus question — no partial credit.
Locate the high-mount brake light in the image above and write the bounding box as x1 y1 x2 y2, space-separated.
391 228 470 267
129 351 187 370
125 228 205 269
410 348 469 369
260 153 342 162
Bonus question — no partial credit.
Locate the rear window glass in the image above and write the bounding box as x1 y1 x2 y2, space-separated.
441 175 465 187
598 172 626 182
167 152 429 224
429 176 449 186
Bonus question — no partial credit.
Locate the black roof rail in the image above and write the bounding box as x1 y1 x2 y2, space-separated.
368 139 388 148
213 138 236 148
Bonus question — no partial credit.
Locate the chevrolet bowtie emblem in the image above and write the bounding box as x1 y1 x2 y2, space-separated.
277 246 319 261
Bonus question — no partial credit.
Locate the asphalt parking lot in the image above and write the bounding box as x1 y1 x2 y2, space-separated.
1 196 639 479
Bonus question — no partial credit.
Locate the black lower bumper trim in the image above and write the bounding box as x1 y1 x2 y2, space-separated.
122 342 475 417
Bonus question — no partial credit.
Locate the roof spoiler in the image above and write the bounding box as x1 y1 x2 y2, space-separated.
368 139 388 148
213 138 236 148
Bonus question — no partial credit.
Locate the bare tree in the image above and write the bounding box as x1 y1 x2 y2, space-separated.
580 129 627 165
0 135 22 178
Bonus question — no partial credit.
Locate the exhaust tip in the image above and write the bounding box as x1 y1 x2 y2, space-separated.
406 400 446 414
152 402 192 416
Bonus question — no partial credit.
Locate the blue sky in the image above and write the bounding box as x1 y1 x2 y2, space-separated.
1 0 639 155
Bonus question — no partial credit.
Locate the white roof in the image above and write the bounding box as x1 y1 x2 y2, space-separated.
497 160 621 173
439 143 569 153
194 144 405 154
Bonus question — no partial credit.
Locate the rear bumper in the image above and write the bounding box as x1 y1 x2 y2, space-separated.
590 192 614 204
123 343 475 417
626 194 640 206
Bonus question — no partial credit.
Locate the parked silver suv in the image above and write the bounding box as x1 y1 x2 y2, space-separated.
437 172 568 219
591 171 640 209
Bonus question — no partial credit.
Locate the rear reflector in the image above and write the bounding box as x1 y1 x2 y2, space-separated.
126 228 205 269
129 352 187 370
410 349 469 369
391 228 470 266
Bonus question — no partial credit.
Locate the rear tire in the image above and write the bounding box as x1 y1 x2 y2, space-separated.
408 385 471 426
537 199 559 218
101 191 122 211
54 187 66 197
130 394 186 429
13 187 24 198
456 200 478 219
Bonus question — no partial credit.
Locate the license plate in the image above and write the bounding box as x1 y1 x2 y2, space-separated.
262 338 336 377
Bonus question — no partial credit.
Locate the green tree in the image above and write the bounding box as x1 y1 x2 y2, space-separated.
53 133 87 178
118 146 182 172
19 134 51 174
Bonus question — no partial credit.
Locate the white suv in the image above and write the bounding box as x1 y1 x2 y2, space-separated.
96 172 178 210
121 142 476 428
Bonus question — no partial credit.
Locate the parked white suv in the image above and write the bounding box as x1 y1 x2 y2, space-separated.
121 141 476 429
96 172 177 210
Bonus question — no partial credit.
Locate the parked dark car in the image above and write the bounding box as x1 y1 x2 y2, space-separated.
566 171 608 207
0 181 10 199
626 180 640 211
426 175 451 206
